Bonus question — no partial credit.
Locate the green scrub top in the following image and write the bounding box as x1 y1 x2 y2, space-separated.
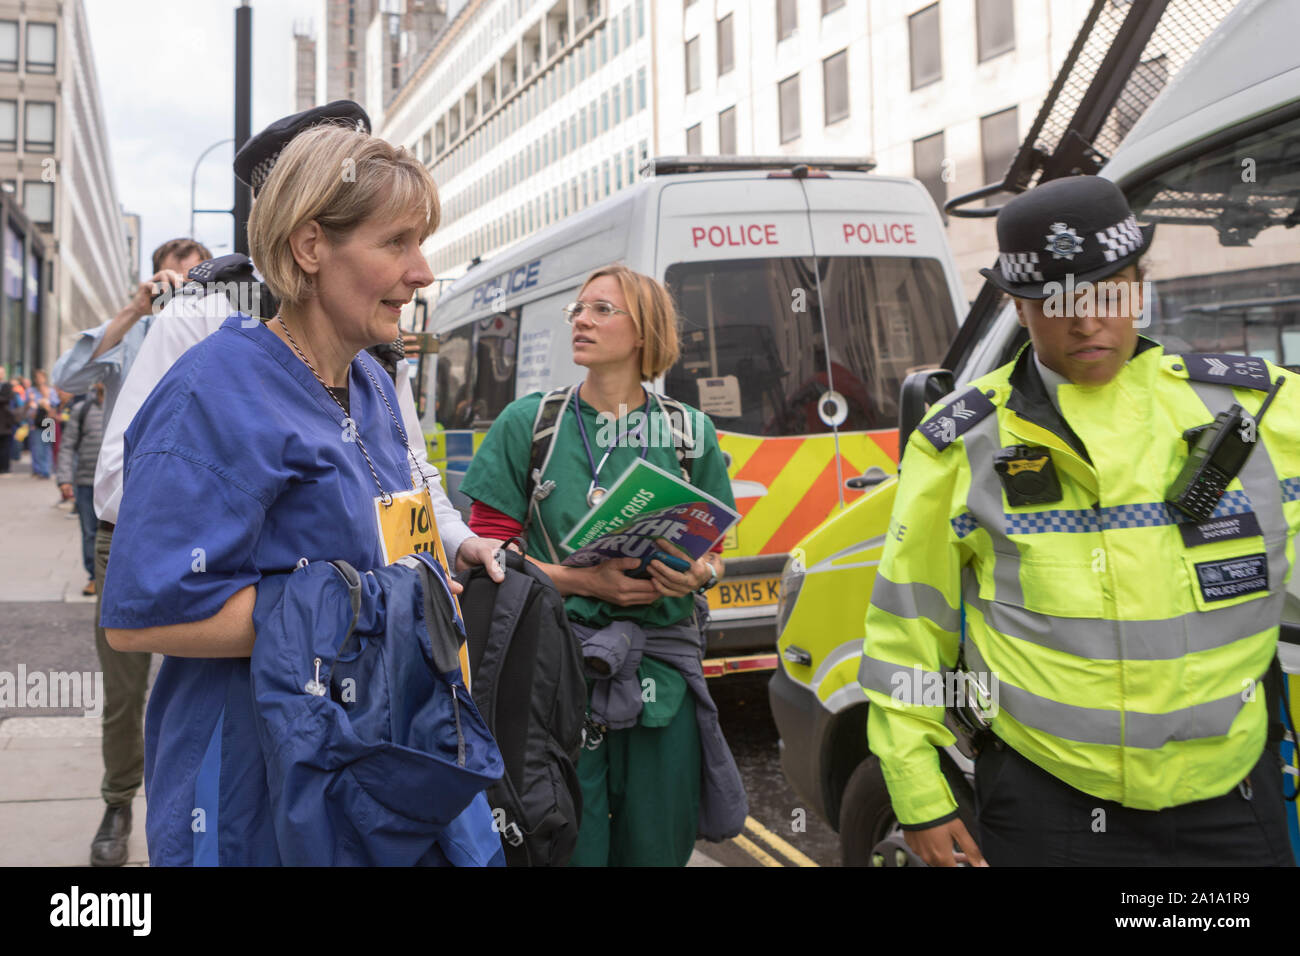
459 387 736 630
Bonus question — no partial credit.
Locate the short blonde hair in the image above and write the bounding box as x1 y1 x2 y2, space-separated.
248 123 440 308
581 264 680 381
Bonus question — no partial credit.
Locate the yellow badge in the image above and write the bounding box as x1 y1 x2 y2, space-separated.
374 487 470 687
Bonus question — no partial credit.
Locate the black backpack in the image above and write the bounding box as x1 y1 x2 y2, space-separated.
456 549 586 866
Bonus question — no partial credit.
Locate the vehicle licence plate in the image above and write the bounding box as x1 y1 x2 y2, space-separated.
708 575 781 611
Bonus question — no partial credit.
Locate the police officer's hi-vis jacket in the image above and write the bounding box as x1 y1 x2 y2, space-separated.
861 337 1300 828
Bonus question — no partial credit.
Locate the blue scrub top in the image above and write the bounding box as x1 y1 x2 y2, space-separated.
100 314 415 865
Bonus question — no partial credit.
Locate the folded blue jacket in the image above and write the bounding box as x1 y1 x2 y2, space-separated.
250 553 505 865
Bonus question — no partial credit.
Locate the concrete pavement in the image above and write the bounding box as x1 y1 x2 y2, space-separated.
0 460 148 866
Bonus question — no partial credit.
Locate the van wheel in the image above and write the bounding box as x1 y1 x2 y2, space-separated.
839 754 974 867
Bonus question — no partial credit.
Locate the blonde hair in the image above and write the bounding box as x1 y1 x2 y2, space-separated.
248 123 440 308
580 264 681 381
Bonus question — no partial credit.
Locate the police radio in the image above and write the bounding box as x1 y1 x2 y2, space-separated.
1166 376 1284 522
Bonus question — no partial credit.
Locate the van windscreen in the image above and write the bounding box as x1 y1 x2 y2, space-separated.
664 256 957 435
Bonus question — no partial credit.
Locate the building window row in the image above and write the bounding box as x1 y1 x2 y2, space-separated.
436 67 648 231
0 20 56 73
0 99 56 152
432 140 650 276
911 104 1019 217
770 47 849 145
910 0 1015 92
428 0 644 173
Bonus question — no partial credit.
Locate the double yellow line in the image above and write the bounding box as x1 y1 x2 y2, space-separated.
732 816 819 867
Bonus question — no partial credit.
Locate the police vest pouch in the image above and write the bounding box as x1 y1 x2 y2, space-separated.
994 445 1062 506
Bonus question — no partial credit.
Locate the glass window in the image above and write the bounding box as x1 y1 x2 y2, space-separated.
909 3 942 91
616 155 624 190
624 76 633 117
913 131 946 216
717 15 734 76
686 123 702 154
603 159 610 196
822 0 846 14
718 106 736 154
0 21 16 71
823 49 849 125
976 0 1015 62
779 73 800 144
637 67 646 111
685 35 701 93
579 41 587 80
1127 114 1300 370
433 312 519 428
0 100 14 150
601 91 609 132
25 22 55 73
24 102 55 152
980 106 1018 206
777 0 797 41
613 82 622 124
23 180 53 225
637 0 645 38
600 25 607 66
612 15 620 54
664 257 958 435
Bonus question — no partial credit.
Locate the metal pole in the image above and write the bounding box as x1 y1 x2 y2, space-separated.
190 138 235 238
234 2 253 256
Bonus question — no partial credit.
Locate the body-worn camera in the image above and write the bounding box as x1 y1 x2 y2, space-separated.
994 444 1062 506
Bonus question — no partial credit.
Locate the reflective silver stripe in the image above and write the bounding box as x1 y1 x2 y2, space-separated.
1124 692 1250 749
871 574 960 633
857 655 946 705
961 411 1025 606
966 639 1250 748
964 640 1120 745
962 575 1283 660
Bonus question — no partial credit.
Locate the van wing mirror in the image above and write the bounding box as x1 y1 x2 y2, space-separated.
898 369 955 463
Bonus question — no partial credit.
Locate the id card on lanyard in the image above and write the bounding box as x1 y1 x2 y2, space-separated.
374 487 471 687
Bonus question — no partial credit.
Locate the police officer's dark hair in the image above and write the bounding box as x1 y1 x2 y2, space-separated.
151 238 212 274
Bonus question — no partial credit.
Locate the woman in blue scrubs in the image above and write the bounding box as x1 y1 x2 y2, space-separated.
100 122 500 865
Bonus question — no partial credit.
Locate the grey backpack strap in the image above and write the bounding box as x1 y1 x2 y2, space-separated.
651 392 696 482
520 385 575 560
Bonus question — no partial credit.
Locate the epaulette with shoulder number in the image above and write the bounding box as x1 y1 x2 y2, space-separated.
1175 353 1272 391
918 386 997 452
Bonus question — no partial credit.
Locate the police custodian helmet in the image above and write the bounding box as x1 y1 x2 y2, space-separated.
979 175 1155 300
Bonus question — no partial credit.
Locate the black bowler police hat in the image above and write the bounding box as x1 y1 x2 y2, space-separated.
234 100 371 196
978 175 1155 300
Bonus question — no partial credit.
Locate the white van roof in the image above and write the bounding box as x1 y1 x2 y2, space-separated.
431 158 925 331
1103 0 1300 186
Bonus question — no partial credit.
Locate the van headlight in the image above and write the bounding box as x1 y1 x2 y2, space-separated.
775 549 807 636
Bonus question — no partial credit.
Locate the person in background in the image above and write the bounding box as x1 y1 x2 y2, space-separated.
58 383 106 597
25 369 58 479
459 264 747 866
0 376 15 476
50 237 208 867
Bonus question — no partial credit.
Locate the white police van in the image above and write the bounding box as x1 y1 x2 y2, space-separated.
417 156 967 671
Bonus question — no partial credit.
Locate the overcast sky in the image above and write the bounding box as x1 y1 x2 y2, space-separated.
85 0 321 279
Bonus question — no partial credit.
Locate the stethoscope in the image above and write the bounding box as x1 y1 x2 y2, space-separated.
571 384 651 508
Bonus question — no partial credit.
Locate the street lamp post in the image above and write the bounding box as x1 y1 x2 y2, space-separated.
190 138 235 239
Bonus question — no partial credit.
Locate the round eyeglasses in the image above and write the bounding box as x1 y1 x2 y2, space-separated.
562 300 630 324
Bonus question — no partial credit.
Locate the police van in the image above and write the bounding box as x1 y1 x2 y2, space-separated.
768 0 1300 865
415 156 966 671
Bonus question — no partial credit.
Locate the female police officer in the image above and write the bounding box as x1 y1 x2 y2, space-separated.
459 264 747 865
99 122 499 865
861 175 1299 866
